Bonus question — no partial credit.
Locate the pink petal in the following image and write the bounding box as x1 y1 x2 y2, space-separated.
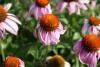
57 23 66 34
56 2 67 12
77 3 87 10
67 2 77 15
91 0 97 8
82 19 89 34
38 28 50 45
49 31 60 44
2 18 18 35
19 58 25 67
45 4 52 14
7 14 21 24
88 26 99 35
0 30 4 38
4 3 12 11
29 4 39 20
0 23 4 30
76 7 81 15
73 40 83 55
33 28 38 38
79 51 97 67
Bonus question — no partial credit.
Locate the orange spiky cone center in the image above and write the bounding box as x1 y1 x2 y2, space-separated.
40 14 59 31
4 56 20 67
89 16 100 26
82 34 100 52
47 55 65 67
0 5 7 22
36 0 49 7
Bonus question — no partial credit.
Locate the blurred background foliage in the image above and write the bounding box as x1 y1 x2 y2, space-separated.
0 0 100 67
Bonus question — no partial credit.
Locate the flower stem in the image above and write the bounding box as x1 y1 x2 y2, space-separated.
0 43 5 61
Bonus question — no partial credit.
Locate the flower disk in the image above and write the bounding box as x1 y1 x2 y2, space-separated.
46 55 65 67
40 14 59 31
36 0 49 7
0 5 7 22
82 34 100 52
4 56 20 67
89 16 100 26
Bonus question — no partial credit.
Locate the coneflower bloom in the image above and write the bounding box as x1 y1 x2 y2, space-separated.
4 56 25 67
33 14 66 45
45 55 70 67
56 0 89 15
73 34 100 67
29 0 52 20
82 16 100 35
0 4 21 36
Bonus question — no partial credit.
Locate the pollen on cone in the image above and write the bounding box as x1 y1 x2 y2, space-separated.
4 56 20 67
0 5 7 22
82 34 100 52
40 14 59 31
36 0 49 7
89 16 100 26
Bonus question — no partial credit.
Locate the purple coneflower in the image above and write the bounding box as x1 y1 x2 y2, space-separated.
29 0 52 20
4 56 25 67
82 16 100 35
73 34 100 67
33 14 66 45
0 4 21 37
56 0 89 15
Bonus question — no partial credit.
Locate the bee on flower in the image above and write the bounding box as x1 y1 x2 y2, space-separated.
29 0 52 20
45 55 70 67
4 56 25 67
56 0 90 15
73 34 100 67
82 16 100 35
0 3 21 38
33 14 66 45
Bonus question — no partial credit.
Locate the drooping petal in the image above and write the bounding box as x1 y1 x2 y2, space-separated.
29 3 52 20
45 4 52 14
4 3 12 11
88 26 99 35
91 0 97 8
79 50 97 67
38 28 50 45
73 40 83 55
0 30 4 38
49 31 60 44
57 23 66 34
2 18 18 35
33 28 38 38
77 3 87 10
19 58 25 67
0 23 4 30
82 19 89 35
76 6 81 15
56 2 67 13
67 2 77 15
7 14 21 24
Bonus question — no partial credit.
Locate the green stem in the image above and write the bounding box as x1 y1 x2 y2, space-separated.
0 43 5 61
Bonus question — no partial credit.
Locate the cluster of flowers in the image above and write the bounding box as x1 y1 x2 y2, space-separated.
29 0 100 67
0 3 25 67
0 0 99 67
74 16 100 67
29 0 66 45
